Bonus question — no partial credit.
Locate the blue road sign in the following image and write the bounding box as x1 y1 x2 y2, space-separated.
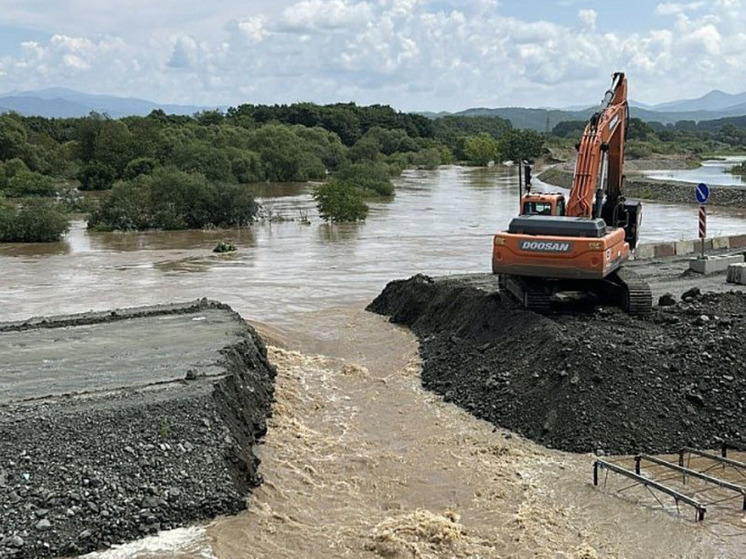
696 182 710 204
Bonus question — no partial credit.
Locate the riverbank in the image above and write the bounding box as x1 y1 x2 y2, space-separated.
0 300 275 558
539 164 746 207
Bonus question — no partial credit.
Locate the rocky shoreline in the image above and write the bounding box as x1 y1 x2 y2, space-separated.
0 300 275 558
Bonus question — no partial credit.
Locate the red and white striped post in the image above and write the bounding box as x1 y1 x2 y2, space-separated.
698 205 706 259
696 183 709 259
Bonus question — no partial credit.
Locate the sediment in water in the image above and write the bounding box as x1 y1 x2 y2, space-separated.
0 300 275 559
368 274 746 455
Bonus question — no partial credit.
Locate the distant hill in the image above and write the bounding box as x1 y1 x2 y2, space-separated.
430 104 746 131
6 86 746 130
0 88 212 118
652 90 746 113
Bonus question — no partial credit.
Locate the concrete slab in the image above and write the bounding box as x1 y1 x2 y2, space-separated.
634 244 655 259
0 306 242 404
675 240 695 255
713 236 731 250
689 254 744 274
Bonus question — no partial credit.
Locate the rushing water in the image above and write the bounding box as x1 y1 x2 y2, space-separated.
2 165 746 329
642 156 746 186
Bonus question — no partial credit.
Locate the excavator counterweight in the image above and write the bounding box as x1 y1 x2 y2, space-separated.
492 72 652 315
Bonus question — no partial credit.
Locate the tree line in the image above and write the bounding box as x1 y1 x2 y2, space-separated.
550 116 746 158
0 103 547 239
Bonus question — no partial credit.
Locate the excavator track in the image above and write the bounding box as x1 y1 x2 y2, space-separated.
503 275 551 312
500 267 652 315
612 267 652 315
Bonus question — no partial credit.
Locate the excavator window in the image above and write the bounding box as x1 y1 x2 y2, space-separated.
522 201 553 216
556 198 566 216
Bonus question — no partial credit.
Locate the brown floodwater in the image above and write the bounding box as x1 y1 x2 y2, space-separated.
3 165 746 558
3 165 746 328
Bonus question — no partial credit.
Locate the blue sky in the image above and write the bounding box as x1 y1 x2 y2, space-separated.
0 0 742 111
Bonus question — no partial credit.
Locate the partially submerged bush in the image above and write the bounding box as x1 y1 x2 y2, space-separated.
334 161 394 197
88 167 257 231
313 179 369 223
213 240 237 253
0 200 69 242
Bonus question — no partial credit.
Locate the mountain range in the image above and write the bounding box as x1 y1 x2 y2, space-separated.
0 88 212 118
3 87 746 131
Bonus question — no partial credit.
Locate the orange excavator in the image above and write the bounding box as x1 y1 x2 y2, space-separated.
492 72 652 314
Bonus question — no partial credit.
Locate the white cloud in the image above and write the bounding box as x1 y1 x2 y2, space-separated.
578 8 597 30
1 0 746 110
279 0 373 32
655 2 706 16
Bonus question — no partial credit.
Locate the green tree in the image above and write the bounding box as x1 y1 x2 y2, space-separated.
0 199 69 242
551 120 586 138
123 157 158 180
497 129 545 163
0 114 29 161
334 161 394 197
313 179 369 222
78 161 117 190
465 133 499 166
229 150 264 183
89 168 257 231
171 142 233 182
4 170 57 197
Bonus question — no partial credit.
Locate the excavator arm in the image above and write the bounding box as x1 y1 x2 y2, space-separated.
566 72 628 219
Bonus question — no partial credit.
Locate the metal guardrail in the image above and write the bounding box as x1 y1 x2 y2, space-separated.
593 459 707 521
636 454 746 511
680 447 746 472
722 440 746 458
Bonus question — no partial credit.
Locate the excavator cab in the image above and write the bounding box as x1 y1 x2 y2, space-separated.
520 194 566 217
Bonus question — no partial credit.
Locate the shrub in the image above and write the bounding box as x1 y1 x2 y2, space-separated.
123 157 158 180
465 133 499 166
88 168 258 231
230 151 264 183
78 161 117 191
334 161 394 197
0 200 69 242
4 170 57 197
313 179 369 223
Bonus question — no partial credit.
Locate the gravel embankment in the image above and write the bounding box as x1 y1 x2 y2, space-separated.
0 300 276 559
368 274 746 455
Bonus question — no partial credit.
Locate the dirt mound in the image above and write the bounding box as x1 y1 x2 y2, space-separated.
368 274 746 454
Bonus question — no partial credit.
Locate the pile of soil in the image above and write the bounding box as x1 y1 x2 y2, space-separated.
368 274 746 455
0 301 275 559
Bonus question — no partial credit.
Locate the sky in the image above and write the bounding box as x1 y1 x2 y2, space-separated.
0 0 744 112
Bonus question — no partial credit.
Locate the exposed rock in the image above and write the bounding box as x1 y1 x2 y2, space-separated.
658 293 676 307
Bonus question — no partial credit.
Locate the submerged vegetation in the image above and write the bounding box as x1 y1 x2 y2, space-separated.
2 101 746 235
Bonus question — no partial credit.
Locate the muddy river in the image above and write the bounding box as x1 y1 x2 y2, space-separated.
2 165 746 558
